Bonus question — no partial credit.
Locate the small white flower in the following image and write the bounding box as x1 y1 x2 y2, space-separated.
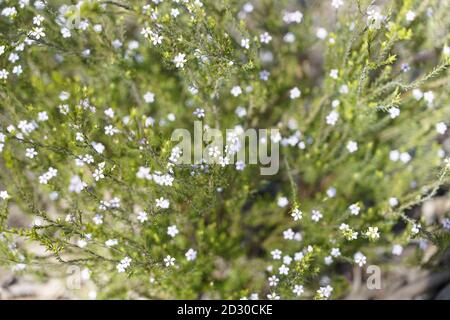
235 160 245 171
0 190 10 200
354 252 366 267
392 244 403 256
411 223 421 235
25 148 38 159
185 248 197 261
388 107 400 119
105 239 118 247
164 255 175 267
156 197 170 209
268 275 279 287
311 209 323 222
289 87 301 99
173 53 187 68
292 284 304 296
277 196 289 208
267 292 280 300
331 248 341 257
316 28 328 39
137 211 148 223
346 141 358 153
329 69 338 79
331 0 344 9
116 257 132 273
230 86 242 97
389 197 399 207
167 225 179 238
259 32 272 44
278 264 289 275
406 10 416 22
365 226 380 241
271 249 282 260
436 122 447 135
104 125 119 136
326 111 339 126
317 285 333 299
143 91 155 103
240 38 250 49
349 203 360 215
291 208 303 221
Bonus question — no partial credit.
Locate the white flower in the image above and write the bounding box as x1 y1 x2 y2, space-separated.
185 248 197 261
316 28 328 39
105 239 118 247
12 65 23 75
235 106 247 118
329 69 338 79
283 228 294 240
268 275 279 287
311 209 323 222
230 86 242 97
278 264 289 275
389 197 399 207
283 11 303 24
171 8 180 17
93 214 103 225
137 211 148 223
346 141 358 153
29 27 45 39
354 252 366 267
388 107 400 119
406 10 416 22
0 69 9 80
289 87 301 99
291 208 303 221
235 160 245 171
292 284 304 296
349 203 360 215
164 255 175 267
411 223 421 234
193 108 205 118
436 122 447 135
331 0 344 9
68 175 87 193
400 152 411 164
267 292 280 300
25 148 38 159
392 244 403 256
61 27 71 38
143 91 155 104
0 190 10 200
173 53 187 68
365 226 380 241
326 111 339 126
317 285 333 299
423 91 434 106
104 125 119 136
156 197 170 209
116 257 132 273
240 38 250 49
412 89 423 100
271 249 282 260
331 248 341 257
277 196 289 208
167 225 179 237
327 187 337 198
259 32 272 44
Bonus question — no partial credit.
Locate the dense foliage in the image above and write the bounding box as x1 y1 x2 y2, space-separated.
0 0 449 299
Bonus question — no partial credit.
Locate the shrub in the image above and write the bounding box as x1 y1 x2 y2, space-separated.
0 0 449 299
